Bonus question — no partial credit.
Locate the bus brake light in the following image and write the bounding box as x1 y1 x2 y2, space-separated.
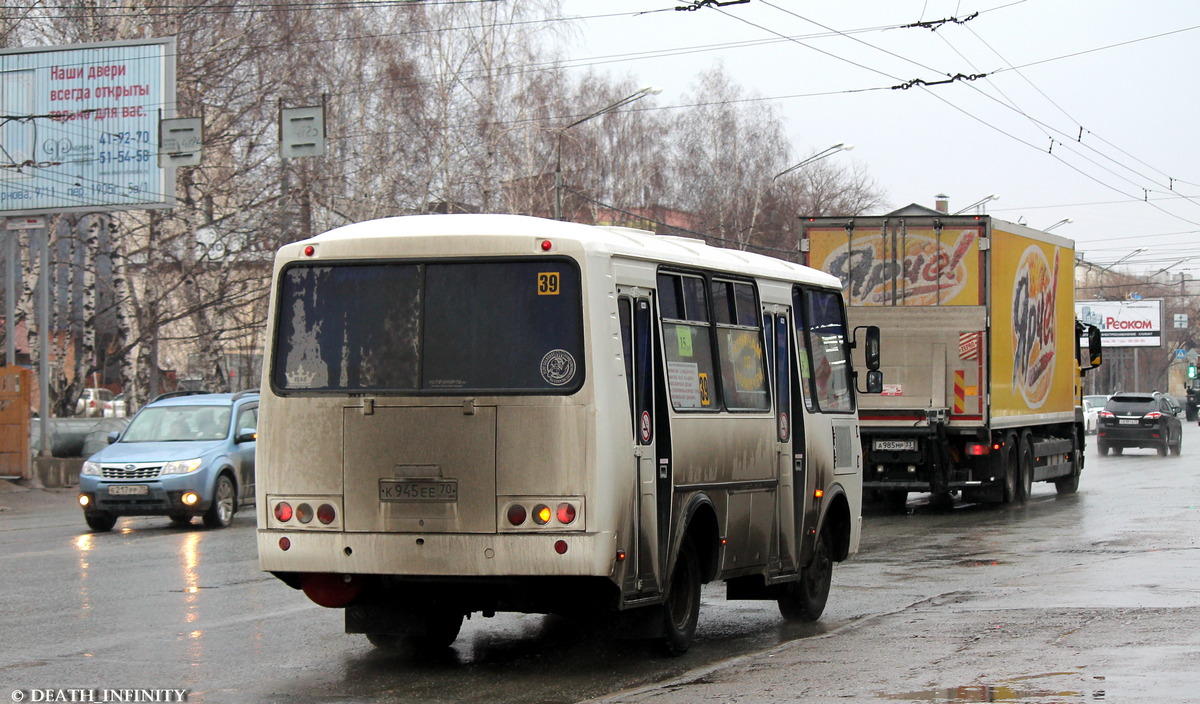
556 503 576 524
274 502 293 522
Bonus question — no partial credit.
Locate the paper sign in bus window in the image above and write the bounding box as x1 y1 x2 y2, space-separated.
676 326 693 357
667 361 703 408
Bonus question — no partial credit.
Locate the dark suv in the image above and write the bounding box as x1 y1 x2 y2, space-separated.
77 390 259 531
1097 392 1182 456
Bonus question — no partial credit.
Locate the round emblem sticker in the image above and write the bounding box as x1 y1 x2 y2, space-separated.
640 410 653 443
540 349 577 387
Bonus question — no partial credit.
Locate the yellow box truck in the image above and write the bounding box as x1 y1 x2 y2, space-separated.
803 204 1100 508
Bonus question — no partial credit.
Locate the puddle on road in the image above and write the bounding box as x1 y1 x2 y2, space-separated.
882 672 1107 702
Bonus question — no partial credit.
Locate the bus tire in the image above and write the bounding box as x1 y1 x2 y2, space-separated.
661 539 701 656
778 525 832 622
365 610 463 651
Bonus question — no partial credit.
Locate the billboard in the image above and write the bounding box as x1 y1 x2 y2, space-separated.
0 37 176 214
1076 299 1162 347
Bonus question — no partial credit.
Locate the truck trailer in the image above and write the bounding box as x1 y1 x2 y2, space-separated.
803 204 1101 508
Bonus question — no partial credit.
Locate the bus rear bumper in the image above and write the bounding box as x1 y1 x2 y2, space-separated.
257 528 620 577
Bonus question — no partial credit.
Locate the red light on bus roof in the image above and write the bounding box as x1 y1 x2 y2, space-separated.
541 239 553 251
556 502 576 525
303 245 315 256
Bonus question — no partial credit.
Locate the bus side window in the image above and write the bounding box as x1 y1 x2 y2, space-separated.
619 297 636 439
794 287 855 413
712 280 769 411
635 297 655 444
658 272 717 411
792 293 816 412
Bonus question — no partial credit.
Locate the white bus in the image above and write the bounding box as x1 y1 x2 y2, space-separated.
257 214 879 654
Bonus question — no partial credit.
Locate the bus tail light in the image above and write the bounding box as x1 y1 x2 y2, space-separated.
966 443 989 456
554 540 568 554
270 496 341 528
500 498 583 531
300 573 362 608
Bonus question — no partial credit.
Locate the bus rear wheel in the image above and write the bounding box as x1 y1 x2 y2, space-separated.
366 609 464 651
661 540 701 656
778 524 832 622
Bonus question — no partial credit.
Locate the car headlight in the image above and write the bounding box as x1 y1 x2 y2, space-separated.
81 461 101 476
161 458 204 475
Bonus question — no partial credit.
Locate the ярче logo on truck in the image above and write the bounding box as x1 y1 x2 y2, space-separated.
1011 245 1059 408
821 230 978 306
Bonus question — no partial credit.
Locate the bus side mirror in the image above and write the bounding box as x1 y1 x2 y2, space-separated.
854 325 881 370
865 370 883 394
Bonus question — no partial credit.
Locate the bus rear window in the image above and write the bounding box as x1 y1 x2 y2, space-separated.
273 259 584 394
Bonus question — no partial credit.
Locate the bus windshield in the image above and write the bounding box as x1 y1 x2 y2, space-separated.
272 259 584 394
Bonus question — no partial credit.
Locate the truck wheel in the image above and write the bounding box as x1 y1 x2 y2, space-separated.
778 525 833 622
85 512 117 532
1002 433 1020 504
882 490 908 512
1017 432 1034 503
1055 427 1082 495
661 539 702 656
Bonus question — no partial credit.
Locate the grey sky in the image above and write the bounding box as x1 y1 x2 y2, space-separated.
563 1 1200 276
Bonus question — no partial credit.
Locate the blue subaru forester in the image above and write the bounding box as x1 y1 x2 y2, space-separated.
78 390 259 532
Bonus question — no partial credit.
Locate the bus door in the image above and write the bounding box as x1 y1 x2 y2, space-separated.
619 290 662 596
766 306 805 574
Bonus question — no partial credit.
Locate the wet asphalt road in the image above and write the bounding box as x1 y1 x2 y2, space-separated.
2 421 1199 704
